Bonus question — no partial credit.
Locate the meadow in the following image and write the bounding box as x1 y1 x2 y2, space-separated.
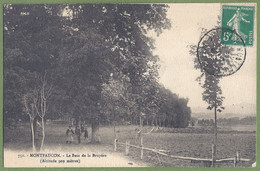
4 122 256 167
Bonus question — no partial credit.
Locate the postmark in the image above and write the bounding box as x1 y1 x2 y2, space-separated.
197 27 246 77
221 5 255 46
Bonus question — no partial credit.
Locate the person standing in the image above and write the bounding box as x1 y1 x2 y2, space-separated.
84 127 88 140
66 125 74 144
75 126 81 144
81 124 85 135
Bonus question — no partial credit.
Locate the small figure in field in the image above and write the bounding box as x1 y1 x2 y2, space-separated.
84 127 88 140
81 124 85 134
66 125 74 144
75 126 81 144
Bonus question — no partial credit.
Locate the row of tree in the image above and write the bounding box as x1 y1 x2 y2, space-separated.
101 78 191 128
4 4 191 150
217 116 256 125
197 119 215 126
196 116 256 127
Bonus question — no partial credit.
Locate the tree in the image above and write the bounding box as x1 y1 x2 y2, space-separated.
190 40 224 167
23 76 52 151
33 74 52 150
176 98 191 128
153 85 191 128
189 27 244 166
23 90 38 151
4 4 179 145
59 4 171 142
56 28 116 142
101 73 137 139
4 4 63 150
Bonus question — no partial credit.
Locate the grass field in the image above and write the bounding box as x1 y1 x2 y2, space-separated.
4 122 256 167
222 124 256 132
105 125 256 167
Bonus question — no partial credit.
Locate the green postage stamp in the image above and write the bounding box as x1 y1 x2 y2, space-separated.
221 5 255 46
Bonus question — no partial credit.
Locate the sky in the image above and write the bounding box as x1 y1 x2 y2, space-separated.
150 4 257 113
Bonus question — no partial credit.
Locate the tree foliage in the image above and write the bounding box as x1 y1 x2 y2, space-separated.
4 4 192 146
189 28 225 113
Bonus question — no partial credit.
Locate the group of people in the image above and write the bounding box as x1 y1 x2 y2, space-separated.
66 125 88 144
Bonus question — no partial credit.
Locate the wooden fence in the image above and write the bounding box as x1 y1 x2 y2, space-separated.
113 138 251 167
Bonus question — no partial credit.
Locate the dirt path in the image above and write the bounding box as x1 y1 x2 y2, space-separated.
4 142 148 167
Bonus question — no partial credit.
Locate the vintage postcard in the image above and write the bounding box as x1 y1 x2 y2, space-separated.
2 2 258 169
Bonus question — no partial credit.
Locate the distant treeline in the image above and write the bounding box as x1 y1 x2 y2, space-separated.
195 116 256 126
217 116 256 125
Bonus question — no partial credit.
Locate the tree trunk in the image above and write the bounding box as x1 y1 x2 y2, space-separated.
139 115 143 130
212 106 217 167
75 118 81 128
40 117 45 151
113 121 116 139
91 120 101 143
30 118 36 151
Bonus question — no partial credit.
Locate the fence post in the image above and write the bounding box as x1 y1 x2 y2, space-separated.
234 156 237 167
125 140 129 155
114 139 117 152
140 137 143 160
234 151 240 167
212 144 216 167
236 151 240 162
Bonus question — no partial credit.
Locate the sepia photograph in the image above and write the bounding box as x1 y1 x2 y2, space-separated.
3 3 257 168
